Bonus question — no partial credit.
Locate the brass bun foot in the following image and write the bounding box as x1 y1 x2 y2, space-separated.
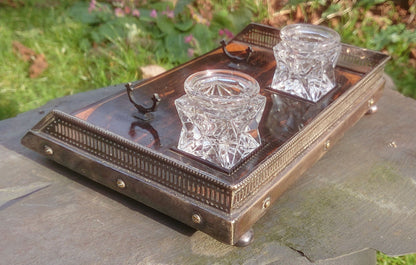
235 228 254 247
366 105 378 115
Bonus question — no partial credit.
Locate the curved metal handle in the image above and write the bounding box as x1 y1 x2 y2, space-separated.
126 82 161 121
220 40 253 63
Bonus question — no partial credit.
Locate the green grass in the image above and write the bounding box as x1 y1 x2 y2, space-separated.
1 1 81 117
377 251 416 265
0 0 261 119
0 0 159 119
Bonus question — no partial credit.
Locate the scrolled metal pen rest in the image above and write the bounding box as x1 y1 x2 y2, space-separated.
126 82 161 121
21 23 389 246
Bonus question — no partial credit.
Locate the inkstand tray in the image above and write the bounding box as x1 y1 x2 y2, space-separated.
21 23 390 245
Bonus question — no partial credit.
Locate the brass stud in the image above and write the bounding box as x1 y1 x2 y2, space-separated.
262 197 271 209
368 98 375 107
324 140 331 151
388 141 397 148
116 179 126 189
192 213 202 224
366 98 378 115
44 145 53 155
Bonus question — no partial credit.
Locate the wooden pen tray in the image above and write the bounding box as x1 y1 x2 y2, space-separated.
22 23 390 245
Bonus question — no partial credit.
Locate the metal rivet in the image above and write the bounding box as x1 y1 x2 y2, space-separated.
116 179 126 189
388 141 397 148
262 197 271 209
44 145 53 155
324 140 331 151
192 213 202 224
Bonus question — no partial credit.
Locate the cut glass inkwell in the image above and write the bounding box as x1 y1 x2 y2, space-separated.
271 24 342 102
175 69 266 170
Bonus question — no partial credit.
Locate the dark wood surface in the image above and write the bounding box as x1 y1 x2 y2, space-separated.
72 43 362 181
1 76 415 264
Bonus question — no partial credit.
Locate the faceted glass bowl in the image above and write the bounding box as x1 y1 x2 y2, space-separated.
271 24 341 102
184 70 260 117
175 69 266 170
280 23 340 53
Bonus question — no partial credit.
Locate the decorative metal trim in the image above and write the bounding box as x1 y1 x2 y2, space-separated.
39 110 233 212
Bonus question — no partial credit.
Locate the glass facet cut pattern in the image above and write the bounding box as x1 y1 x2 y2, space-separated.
271 24 341 102
175 70 266 170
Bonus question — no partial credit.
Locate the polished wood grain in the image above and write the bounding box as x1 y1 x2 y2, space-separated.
73 41 362 182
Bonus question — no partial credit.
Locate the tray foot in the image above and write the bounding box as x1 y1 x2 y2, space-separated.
235 228 254 247
366 105 378 115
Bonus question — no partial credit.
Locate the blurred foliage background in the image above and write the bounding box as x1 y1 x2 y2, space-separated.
0 0 415 263
0 0 415 120
266 0 416 98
